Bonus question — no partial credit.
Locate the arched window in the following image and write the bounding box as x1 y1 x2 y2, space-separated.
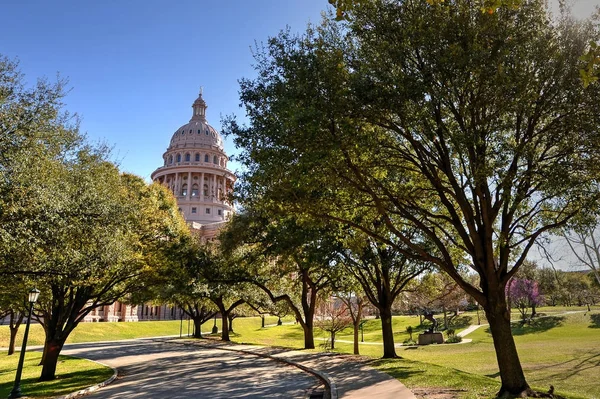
192 184 199 197
181 184 187 197
204 154 209 162
185 153 191 162
203 184 209 197
218 188 223 200
168 155 173 164
195 153 200 162
176 154 181 163
213 155 218 164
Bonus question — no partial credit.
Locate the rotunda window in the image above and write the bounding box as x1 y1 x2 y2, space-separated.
203 184 209 196
195 153 200 162
189 129 192 134
181 131 185 136
168 155 173 164
192 184 199 197
185 153 191 162
213 155 218 164
176 154 181 163
181 184 188 197
198 129 201 134
204 154 209 162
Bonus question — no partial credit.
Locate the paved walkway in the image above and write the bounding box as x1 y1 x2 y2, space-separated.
61 339 321 399
457 324 483 337
60 338 416 399
171 339 416 399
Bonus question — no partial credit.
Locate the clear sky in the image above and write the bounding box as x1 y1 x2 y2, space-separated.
1 0 328 180
2 0 598 270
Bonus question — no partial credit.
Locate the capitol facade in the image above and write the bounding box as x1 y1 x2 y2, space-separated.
151 90 236 241
83 90 235 322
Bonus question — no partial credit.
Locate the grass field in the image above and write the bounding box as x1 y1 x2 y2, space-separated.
0 352 113 398
2 308 598 398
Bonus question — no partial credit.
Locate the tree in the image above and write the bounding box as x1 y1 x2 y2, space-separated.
221 212 342 349
336 286 366 355
403 272 469 330
340 231 428 357
227 2 600 394
33 163 190 380
561 222 600 286
315 297 352 350
0 277 28 355
506 278 543 322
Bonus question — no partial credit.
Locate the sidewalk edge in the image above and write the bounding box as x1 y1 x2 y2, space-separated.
55 357 117 399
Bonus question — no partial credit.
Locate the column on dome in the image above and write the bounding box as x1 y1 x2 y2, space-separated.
212 174 217 201
187 172 192 199
201 172 205 200
174 173 179 197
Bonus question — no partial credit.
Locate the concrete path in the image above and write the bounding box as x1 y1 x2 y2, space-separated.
457 324 484 337
173 339 417 399
61 339 321 399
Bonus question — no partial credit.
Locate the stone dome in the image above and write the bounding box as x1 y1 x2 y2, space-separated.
168 91 224 150
169 120 224 150
151 89 236 237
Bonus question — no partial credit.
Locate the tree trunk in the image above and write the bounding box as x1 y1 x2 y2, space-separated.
380 307 397 358
353 320 360 355
484 297 530 396
330 331 336 350
39 338 65 381
220 313 230 341
228 314 234 333
193 318 202 338
443 305 448 330
8 327 18 356
7 311 23 356
303 323 315 349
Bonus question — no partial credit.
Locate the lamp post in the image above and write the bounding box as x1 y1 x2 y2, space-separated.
9 288 40 399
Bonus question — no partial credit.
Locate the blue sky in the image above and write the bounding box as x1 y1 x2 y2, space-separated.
1 0 327 180
2 0 598 270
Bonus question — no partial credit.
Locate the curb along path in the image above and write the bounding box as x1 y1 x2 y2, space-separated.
167 338 416 399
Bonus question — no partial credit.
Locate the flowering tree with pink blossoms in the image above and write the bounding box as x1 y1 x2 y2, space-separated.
506 278 543 322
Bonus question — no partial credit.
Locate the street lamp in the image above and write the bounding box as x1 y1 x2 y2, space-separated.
9 288 40 399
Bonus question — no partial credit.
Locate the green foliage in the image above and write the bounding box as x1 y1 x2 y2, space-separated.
229 1 600 392
0 55 191 380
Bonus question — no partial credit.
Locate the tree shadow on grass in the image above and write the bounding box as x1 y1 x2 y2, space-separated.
448 315 473 329
511 316 564 336
369 358 426 380
589 313 600 329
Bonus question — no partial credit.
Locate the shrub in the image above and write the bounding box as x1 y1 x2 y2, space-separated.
445 335 463 344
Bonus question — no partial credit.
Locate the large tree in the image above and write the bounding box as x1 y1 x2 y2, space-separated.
340 231 428 357
221 212 342 349
35 161 189 380
227 1 600 395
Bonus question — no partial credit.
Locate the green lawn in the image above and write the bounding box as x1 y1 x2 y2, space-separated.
202 309 600 399
0 352 113 398
2 309 598 398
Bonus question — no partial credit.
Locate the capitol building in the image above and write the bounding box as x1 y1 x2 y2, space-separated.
151 90 236 241
84 90 235 322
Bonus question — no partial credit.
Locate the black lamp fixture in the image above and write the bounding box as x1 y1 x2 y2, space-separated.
9 288 40 399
